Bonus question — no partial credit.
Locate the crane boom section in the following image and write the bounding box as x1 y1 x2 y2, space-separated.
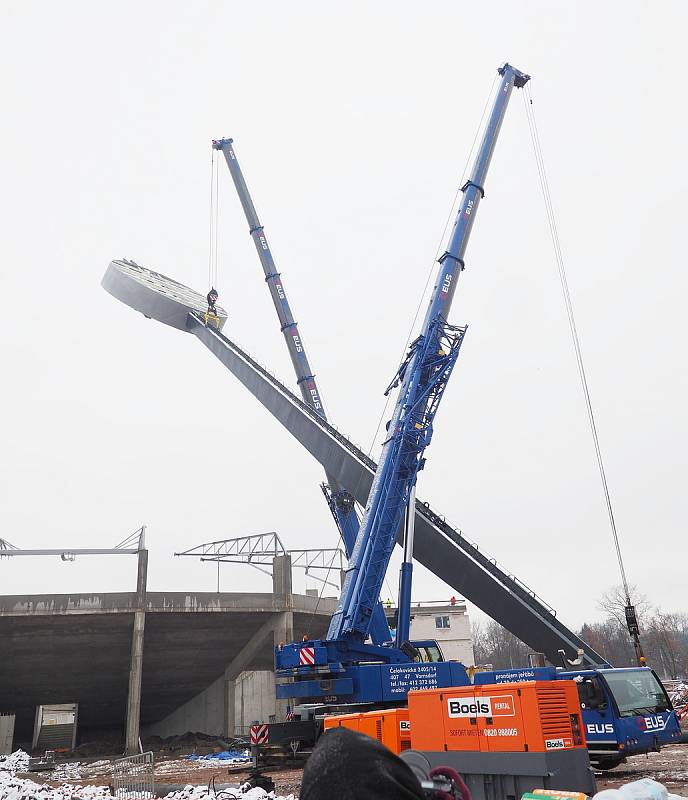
213 138 326 416
328 63 530 643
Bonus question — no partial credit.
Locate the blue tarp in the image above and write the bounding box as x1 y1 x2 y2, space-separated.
184 750 249 761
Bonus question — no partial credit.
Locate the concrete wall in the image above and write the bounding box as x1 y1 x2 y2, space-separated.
144 674 225 738
145 669 277 738
234 671 276 732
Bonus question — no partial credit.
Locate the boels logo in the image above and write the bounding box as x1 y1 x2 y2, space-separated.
447 694 515 718
545 738 572 750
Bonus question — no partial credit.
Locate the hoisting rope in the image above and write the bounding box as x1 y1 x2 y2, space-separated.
350 74 501 623
522 84 645 665
208 149 220 293
365 73 500 460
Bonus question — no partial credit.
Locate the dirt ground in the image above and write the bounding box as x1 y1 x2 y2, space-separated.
22 743 688 798
595 745 688 796
177 745 688 797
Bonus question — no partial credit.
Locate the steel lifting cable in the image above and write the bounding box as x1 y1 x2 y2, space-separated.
208 149 216 291
213 151 220 290
332 75 502 628
207 148 221 293
521 85 633 604
364 73 501 460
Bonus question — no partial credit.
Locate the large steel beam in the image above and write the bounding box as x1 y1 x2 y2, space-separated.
187 313 604 666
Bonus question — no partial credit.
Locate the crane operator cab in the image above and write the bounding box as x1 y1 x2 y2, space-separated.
205 288 221 328
410 640 445 663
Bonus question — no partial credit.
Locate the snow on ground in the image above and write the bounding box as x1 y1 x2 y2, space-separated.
0 771 295 800
0 751 294 800
161 787 294 800
0 773 112 800
0 752 31 774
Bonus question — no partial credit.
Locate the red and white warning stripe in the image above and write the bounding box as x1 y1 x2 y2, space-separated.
299 646 316 666
250 723 268 745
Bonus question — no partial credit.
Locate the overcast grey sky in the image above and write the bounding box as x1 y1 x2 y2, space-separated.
1 1 685 632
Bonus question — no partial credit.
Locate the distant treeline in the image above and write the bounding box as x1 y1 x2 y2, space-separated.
472 586 688 679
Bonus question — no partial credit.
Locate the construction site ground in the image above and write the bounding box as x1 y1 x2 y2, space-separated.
17 743 688 798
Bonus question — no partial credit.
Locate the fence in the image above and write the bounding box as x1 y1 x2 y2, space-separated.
112 752 155 800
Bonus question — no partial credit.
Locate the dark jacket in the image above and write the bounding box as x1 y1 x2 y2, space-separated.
301 727 425 800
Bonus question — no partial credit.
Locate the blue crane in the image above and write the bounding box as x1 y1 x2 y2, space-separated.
210 136 393 646
274 62 530 702
102 62 682 766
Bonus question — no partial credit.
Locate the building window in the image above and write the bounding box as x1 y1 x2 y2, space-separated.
435 615 450 629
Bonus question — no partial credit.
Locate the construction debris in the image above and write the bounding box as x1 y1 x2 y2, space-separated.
668 683 688 725
161 786 293 800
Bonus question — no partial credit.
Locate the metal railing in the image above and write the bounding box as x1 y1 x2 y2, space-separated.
112 752 154 800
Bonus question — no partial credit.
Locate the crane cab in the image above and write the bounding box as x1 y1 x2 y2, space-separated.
408 640 445 663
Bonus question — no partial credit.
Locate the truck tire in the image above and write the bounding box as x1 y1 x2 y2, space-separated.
594 758 624 771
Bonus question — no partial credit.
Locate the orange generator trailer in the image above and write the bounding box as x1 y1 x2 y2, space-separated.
408 679 585 754
403 681 596 798
323 680 596 799
323 707 411 754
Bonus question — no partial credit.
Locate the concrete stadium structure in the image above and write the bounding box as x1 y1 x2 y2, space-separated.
0 554 335 750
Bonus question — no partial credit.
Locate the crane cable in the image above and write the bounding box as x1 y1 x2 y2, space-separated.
214 151 220 290
208 149 215 290
208 149 220 292
336 75 500 625
522 84 645 665
365 73 500 460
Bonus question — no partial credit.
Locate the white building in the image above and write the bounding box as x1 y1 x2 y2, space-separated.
386 599 475 665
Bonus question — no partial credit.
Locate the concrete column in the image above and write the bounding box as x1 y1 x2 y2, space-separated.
272 554 292 596
225 676 236 738
125 548 148 755
221 612 288 737
272 556 294 721
273 610 294 722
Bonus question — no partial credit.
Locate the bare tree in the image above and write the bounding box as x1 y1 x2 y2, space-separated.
471 618 487 665
643 612 688 679
578 588 688 675
598 584 651 629
472 619 530 669
578 619 635 666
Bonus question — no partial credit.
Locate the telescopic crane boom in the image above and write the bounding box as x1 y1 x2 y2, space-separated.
275 63 530 696
329 62 530 646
